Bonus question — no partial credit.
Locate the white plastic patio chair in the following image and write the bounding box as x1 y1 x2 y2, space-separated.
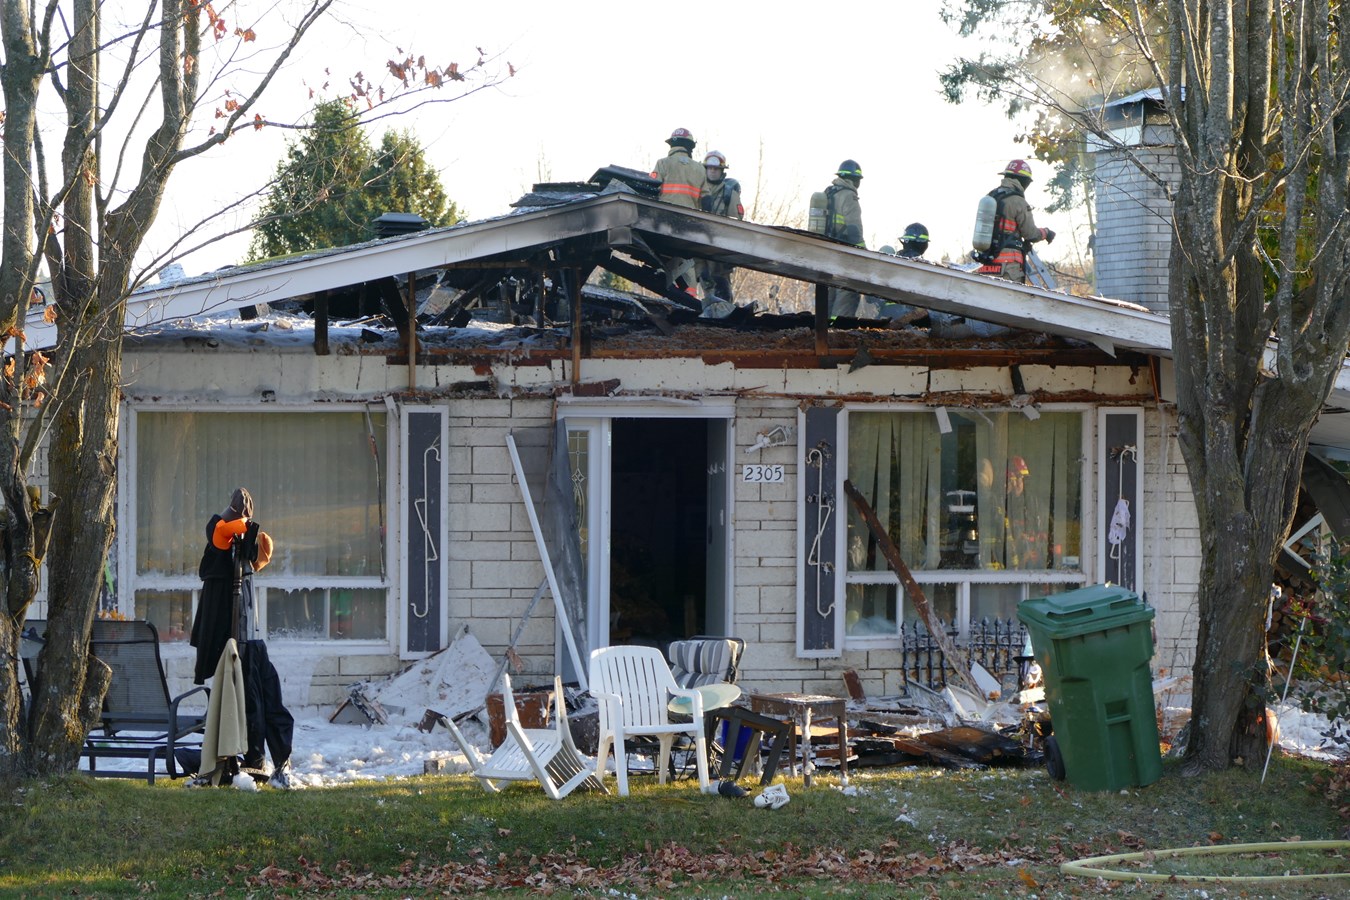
441 674 605 800
588 645 711 796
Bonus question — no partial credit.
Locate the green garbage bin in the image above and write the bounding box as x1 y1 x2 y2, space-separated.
1018 585 1163 791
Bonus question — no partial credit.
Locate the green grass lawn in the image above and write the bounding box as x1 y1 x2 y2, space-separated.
1 754 1346 898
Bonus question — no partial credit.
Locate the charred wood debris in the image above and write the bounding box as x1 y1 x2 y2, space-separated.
231 164 1126 372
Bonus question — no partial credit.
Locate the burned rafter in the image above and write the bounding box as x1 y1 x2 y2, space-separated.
598 254 702 314
423 273 501 326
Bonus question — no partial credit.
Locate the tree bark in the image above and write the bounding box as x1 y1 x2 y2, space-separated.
0 0 50 782
1167 0 1350 774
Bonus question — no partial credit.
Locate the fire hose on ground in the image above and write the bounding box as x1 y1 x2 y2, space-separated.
1060 840 1350 885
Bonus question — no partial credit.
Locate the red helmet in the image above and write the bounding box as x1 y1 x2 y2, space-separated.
1002 159 1033 180
666 127 695 146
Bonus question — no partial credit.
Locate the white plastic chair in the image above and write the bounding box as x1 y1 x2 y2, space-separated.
589 645 711 796
441 674 605 800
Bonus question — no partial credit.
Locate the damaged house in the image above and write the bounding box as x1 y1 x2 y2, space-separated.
24 161 1350 708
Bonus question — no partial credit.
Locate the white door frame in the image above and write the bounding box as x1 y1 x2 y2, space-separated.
558 399 736 653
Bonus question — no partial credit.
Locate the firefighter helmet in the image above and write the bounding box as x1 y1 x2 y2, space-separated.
666 127 696 147
704 150 728 169
901 222 930 244
1002 159 1033 180
836 159 863 181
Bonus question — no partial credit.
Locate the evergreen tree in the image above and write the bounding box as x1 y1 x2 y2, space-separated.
249 99 459 260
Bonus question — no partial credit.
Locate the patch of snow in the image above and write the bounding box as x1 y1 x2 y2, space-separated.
80 629 510 788
1272 701 1349 761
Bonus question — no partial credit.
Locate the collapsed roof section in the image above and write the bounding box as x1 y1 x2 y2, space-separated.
28 191 1173 360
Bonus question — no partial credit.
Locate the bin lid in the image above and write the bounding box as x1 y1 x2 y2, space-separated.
1018 584 1155 637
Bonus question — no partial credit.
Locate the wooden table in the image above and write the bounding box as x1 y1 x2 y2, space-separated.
746 692 849 787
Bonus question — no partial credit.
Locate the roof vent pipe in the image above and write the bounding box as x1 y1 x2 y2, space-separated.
372 212 431 240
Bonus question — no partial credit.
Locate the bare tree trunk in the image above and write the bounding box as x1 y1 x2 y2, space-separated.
1166 0 1350 774
28 332 121 773
0 0 51 782
20 0 110 777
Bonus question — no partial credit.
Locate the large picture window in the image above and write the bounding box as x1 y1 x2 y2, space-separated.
132 409 388 642
844 409 1085 639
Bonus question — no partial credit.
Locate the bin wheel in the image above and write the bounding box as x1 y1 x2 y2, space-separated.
1045 735 1066 781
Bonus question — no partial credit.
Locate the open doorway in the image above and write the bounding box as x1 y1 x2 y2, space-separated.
609 417 721 648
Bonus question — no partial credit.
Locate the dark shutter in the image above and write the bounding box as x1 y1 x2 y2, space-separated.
405 408 444 653
799 405 840 656
1101 411 1140 591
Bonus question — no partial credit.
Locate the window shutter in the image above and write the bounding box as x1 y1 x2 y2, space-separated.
798 405 841 656
403 407 447 654
1099 409 1141 592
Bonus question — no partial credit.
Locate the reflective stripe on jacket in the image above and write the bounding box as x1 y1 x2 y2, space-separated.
652 149 708 209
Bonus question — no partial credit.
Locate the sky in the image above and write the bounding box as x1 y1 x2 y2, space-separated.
148 1 1094 279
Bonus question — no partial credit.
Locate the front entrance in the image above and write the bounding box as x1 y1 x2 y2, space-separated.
564 411 732 656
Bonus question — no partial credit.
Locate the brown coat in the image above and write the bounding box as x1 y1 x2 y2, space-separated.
652 148 708 209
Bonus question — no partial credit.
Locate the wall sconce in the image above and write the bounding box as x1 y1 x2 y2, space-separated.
744 425 795 453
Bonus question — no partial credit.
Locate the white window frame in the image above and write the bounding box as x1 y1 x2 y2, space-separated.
836 403 1093 650
119 400 397 655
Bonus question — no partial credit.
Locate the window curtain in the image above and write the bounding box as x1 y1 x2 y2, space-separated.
975 412 1079 571
848 410 1079 575
847 412 941 571
136 411 387 577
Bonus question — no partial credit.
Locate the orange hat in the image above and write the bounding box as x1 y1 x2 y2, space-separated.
1008 456 1030 477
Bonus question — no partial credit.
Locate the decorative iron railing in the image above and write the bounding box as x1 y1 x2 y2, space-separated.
900 617 1031 691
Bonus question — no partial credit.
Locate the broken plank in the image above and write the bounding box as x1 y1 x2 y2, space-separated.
917 726 1028 765
842 478 982 697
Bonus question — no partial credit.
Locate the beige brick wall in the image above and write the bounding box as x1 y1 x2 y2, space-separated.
124 348 1205 706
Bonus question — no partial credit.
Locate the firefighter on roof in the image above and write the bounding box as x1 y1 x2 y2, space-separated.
651 128 708 295
697 150 743 304
898 222 930 259
975 159 1056 283
651 127 708 210
824 159 866 317
825 159 864 246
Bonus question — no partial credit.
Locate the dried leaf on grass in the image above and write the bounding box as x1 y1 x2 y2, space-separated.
244 839 1051 893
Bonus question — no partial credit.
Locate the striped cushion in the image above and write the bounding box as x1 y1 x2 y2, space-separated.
668 639 736 688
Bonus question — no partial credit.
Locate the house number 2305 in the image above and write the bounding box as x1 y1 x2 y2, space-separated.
743 464 785 483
